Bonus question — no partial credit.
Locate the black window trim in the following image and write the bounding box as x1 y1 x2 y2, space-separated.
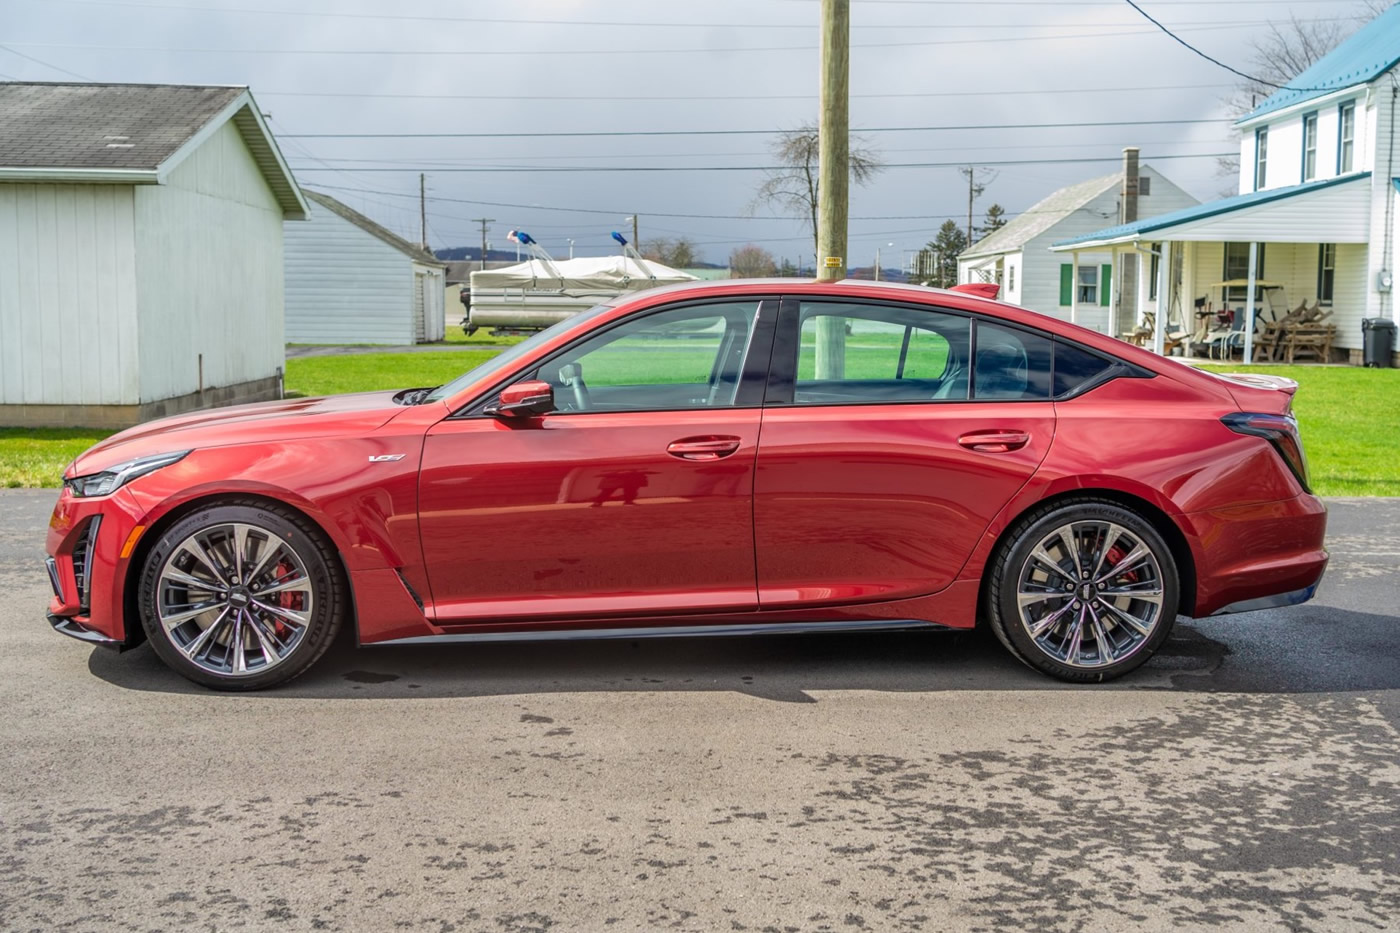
452 295 782 419
762 294 1151 408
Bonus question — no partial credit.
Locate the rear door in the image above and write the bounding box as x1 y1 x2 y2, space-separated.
752 297 1056 608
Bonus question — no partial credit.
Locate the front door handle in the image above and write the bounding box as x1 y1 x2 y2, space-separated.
958 430 1030 453
667 436 743 461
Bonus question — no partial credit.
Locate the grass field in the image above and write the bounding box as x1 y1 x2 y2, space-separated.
3 349 1397 494
1197 364 1400 496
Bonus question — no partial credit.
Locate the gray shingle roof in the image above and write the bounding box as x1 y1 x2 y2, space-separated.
304 190 445 265
960 171 1120 260
0 82 245 169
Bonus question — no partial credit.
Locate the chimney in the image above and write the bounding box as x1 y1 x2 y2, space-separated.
1121 147 1140 224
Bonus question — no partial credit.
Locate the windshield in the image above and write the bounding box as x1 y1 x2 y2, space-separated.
423 303 616 404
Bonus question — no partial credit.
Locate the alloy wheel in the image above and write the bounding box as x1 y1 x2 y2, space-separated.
155 522 314 677
1014 520 1165 669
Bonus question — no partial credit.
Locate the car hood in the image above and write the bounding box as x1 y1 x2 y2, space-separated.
69 391 411 477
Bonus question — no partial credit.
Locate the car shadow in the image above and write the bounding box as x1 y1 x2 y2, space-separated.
85 603 1400 701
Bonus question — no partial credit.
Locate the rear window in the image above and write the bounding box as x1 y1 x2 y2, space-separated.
1053 342 1117 398
973 321 1052 400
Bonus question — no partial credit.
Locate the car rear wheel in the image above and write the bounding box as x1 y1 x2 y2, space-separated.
987 499 1179 682
137 501 345 691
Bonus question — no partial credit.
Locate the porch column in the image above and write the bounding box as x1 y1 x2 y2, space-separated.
1070 251 1080 325
1153 241 1171 355
1243 241 1259 364
1135 243 1151 343
1106 246 1119 337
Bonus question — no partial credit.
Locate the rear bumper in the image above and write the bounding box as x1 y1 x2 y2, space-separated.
1184 492 1328 617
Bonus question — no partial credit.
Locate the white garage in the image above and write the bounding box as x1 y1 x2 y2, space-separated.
284 191 446 345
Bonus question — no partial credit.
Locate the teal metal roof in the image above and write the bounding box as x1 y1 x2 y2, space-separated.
1238 4 1400 124
1050 173 1370 248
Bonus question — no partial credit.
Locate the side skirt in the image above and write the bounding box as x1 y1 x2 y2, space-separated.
369 618 949 647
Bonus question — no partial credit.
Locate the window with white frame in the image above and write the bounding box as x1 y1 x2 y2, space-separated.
1318 243 1336 305
1302 112 1318 181
1254 127 1268 189
1078 265 1098 304
1338 101 1356 173
1008 265 1015 294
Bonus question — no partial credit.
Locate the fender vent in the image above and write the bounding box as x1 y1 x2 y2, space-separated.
395 569 425 612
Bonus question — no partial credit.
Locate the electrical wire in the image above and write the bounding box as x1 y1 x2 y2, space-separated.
1122 0 1343 91
290 151 1235 173
0 43 93 80
281 118 1223 140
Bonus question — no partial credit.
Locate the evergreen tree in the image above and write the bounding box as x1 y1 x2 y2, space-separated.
978 204 1008 241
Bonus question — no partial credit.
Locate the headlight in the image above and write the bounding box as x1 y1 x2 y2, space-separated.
65 450 191 497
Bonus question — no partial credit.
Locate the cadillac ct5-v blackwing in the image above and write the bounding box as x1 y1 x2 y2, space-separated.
45 280 1327 690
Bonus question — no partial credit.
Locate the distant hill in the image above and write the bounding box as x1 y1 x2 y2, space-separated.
435 246 524 263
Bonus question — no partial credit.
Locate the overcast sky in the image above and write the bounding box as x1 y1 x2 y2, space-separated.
0 0 1380 267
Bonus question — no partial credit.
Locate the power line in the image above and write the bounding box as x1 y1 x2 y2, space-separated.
1121 0 1348 91
0 43 93 80
11 0 1329 29
4 21 1343 58
259 82 1231 103
282 118 1223 140
290 151 1234 173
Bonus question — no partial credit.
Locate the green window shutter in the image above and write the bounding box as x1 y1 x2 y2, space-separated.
1059 264 1073 305
1100 264 1112 306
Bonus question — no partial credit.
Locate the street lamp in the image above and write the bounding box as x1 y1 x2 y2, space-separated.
874 242 894 281
568 238 575 260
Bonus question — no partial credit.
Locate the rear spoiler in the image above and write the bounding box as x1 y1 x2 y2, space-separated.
1212 372 1299 398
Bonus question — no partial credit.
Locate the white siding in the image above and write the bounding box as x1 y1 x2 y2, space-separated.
0 184 140 405
413 262 446 342
1179 175 1371 244
133 120 285 401
284 204 416 345
1021 166 1199 334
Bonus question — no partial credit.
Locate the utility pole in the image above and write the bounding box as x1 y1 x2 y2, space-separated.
814 0 849 380
472 217 495 270
419 173 427 250
627 215 639 250
960 165 994 247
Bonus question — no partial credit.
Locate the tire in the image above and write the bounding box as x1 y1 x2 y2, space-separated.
986 498 1179 683
138 500 346 691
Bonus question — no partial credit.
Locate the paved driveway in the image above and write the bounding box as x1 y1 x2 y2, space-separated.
1 491 1397 932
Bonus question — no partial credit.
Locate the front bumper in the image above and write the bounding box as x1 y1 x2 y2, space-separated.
48 612 126 650
45 485 147 646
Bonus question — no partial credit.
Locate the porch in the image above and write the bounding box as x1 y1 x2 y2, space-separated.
1050 174 1376 363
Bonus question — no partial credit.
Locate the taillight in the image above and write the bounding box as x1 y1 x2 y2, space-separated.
1222 411 1310 492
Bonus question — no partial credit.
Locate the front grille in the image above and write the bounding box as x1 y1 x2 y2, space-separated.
71 516 101 611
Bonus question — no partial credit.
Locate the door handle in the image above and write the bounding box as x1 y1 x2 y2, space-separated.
957 430 1030 453
666 436 743 461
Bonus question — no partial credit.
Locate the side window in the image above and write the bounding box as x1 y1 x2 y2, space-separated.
542 301 761 412
793 301 971 404
974 321 1052 400
1053 341 1116 398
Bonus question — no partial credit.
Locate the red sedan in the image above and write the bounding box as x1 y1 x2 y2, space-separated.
44 280 1327 690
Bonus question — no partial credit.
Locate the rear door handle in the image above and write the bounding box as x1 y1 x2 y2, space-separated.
957 430 1030 453
667 435 743 461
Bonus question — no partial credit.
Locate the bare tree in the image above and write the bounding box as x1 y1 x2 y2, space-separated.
729 244 778 278
1217 2 1388 185
642 236 700 268
751 122 884 260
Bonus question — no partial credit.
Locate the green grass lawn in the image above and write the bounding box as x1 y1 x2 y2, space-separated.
3 355 1397 494
1197 364 1400 496
0 428 111 488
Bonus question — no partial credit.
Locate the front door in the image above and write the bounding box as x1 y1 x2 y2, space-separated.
419 299 775 622
754 298 1056 607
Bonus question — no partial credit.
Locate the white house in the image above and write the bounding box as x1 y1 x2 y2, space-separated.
0 82 306 428
284 191 446 345
958 152 1197 336
1051 3 1400 363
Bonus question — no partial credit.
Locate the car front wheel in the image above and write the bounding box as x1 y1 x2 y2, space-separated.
987 499 1179 682
137 501 345 691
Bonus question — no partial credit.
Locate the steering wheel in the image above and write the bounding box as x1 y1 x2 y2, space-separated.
557 362 591 411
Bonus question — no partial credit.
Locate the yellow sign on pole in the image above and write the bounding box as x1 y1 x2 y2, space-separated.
823 256 842 268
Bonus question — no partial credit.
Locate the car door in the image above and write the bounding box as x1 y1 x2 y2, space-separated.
418 298 776 622
753 297 1056 608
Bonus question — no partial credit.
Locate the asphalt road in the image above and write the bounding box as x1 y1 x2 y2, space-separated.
1 490 1397 932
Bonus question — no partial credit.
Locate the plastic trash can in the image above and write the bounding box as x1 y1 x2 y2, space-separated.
1362 317 1395 368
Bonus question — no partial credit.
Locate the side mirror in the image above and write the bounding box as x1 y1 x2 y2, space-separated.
488 380 555 418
